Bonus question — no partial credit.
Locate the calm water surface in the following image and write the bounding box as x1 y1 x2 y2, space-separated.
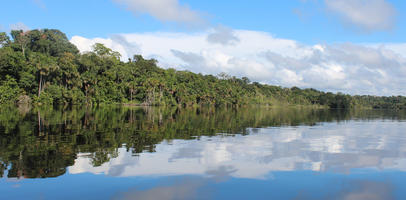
0 106 406 200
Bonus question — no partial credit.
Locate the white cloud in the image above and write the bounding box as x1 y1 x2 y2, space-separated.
70 29 406 96
324 0 397 31
113 0 205 26
9 22 30 31
207 25 240 46
70 35 139 60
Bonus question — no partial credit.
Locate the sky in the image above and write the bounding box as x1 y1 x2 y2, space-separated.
1 0 406 95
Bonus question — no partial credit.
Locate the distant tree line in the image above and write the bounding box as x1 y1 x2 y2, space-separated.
1 29 406 109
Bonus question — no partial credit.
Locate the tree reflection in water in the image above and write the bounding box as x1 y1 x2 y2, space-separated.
0 105 405 179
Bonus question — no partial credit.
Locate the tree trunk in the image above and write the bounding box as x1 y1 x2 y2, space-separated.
38 73 42 97
21 44 25 58
38 110 42 135
160 86 163 104
130 88 133 102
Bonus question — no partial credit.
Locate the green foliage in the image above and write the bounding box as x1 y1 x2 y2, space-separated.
17 29 78 57
92 43 121 60
0 76 21 104
0 28 405 109
0 32 10 47
63 87 85 104
34 90 54 104
43 85 64 104
0 46 27 80
10 30 29 56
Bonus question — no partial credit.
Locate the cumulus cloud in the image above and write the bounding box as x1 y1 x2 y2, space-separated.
9 22 30 31
70 29 406 96
113 0 205 27
170 49 207 71
70 35 140 60
110 34 141 59
324 0 397 31
207 25 240 46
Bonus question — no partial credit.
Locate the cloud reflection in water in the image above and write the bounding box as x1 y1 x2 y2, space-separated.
69 120 406 179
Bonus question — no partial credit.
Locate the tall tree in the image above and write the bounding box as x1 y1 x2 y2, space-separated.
10 30 29 58
29 53 58 97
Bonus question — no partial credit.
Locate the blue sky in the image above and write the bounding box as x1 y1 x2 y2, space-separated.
1 0 405 43
2 0 406 95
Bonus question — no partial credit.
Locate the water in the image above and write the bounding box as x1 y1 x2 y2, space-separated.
0 106 406 200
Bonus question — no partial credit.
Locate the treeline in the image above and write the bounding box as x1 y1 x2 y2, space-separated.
1 29 406 109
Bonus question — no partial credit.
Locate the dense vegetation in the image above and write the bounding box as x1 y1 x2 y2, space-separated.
1 105 406 178
1 29 406 109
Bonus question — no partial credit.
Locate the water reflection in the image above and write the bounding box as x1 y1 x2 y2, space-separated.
68 120 406 179
112 177 213 200
333 180 394 200
110 178 396 200
0 106 405 179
